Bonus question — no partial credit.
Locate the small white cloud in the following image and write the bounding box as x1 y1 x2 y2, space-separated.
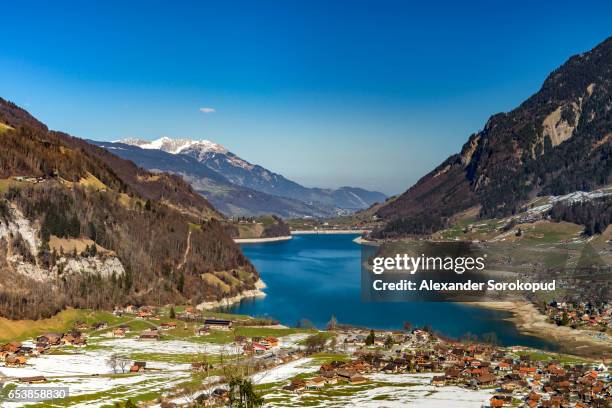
199 107 216 114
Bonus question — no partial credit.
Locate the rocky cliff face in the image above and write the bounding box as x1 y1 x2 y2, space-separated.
376 37 612 237
0 204 125 281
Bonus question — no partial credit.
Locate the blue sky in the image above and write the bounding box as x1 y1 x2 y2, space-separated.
1 1 611 195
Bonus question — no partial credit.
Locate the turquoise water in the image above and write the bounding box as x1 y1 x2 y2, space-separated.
228 234 556 349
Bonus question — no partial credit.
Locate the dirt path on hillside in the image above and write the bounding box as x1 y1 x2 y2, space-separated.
178 230 192 270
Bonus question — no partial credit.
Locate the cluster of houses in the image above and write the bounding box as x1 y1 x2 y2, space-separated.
11 175 48 184
545 301 611 333
280 328 610 407
0 329 89 383
0 342 33 368
113 305 160 319
35 330 87 349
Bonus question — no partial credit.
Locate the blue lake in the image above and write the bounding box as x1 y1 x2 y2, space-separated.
227 233 556 349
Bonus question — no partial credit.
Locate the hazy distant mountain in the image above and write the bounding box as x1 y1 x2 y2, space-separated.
112 137 387 217
93 140 339 218
375 36 612 237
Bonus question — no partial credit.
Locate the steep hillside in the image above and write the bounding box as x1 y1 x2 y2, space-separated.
376 36 612 237
0 98 257 319
116 137 387 215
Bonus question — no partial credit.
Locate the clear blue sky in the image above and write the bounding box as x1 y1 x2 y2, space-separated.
1 1 611 195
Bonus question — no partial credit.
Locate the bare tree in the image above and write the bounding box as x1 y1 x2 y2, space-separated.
106 353 119 374
118 356 131 373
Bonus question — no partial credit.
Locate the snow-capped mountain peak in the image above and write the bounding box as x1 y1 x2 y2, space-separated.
119 137 228 155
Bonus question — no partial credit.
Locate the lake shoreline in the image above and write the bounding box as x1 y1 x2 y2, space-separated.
234 235 292 243
291 229 368 235
197 279 267 310
468 301 612 359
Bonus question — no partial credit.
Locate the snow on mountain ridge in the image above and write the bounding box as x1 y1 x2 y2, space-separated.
119 137 228 155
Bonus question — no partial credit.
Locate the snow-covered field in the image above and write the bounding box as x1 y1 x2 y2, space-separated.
262 372 494 408
97 337 242 355
2 333 497 408
252 357 317 384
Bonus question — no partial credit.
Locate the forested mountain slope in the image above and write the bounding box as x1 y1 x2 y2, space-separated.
0 98 257 319
375 36 612 237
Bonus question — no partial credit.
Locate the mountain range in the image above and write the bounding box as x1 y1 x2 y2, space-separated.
374 36 612 237
92 137 386 218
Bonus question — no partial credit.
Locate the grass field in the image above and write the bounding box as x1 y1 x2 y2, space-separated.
0 122 13 133
0 309 116 342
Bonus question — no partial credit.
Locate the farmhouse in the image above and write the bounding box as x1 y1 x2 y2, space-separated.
130 361 147 373
139 330 160 341
204 318 232 330
19 376 47 384
37 333 62 346
5 355 27 367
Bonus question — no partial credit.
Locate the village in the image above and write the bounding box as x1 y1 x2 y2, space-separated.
0 304 610 407
543 301 611 335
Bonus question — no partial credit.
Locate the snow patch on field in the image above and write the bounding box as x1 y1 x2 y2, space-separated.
252 358 317 384
97 337 242 355
263 380 494 408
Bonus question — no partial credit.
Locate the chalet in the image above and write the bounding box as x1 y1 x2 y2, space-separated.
444 368 461 382
61 333 78 345
489 397 505 407
137 311 153 319
262 336 279 348
130 361 147 373
251 342 268 354
501 381 520 392
204 319 232 331
19 346 36 356
5 355 27 367
139 330 160 341
125 305 137 314
37 333 62 346
306 376 326 389
160 322 177 330
474 373 496 386
337 369 357 380
19 376 47 384
1 342 22 353
35 342 49 353
518 366 537 378
283 379 305 393
72 337 87 347
349 375 368 384
320 369 338 382
74 321 89 330
431 376 446 386
112 328 127 338
92 322 108 330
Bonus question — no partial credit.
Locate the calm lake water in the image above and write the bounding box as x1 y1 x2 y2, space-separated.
228 234 555 349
